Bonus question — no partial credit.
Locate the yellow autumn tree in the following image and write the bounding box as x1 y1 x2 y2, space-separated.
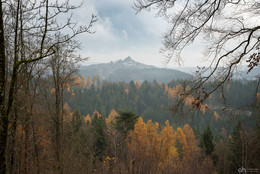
128 119 162 174
93 109 101 118
175 84 184 99
81 75 86 88
164 84 169 94
146 120 161 159
106 109 118 125
184 95 195 107
175 127 188 160
214 111 219 121
86 76 92 87
182 124 199 158
128 117 148 155
128 118 148 173
167 87 176 99
84 114 91 124
159 120 178 170
135 81 140 90
74 75 81 87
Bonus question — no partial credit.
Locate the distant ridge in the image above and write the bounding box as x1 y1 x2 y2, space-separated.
79 56 192 83
174 66 260 80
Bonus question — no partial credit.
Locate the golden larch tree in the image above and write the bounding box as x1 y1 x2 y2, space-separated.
159 120 178 170
106 109 118 125
135 81 140 90
84 114 91 124
74 75 81 87
86 76 92 87
81 75 86 88
182 124 199 158
93 109 101 118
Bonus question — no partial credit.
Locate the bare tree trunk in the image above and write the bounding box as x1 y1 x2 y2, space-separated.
18 126 24 174
4 1 21 173
32 121 40 174
24 117 29 173
52 58 63 174
0 0 7 173
9 101 18 174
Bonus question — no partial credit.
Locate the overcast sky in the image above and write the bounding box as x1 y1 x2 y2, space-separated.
74 0 209 67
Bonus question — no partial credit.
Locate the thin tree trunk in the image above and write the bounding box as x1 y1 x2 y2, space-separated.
18 126 24 174
1 0 21 172
9 103 18 174
52 59 62 174
24 118 29 173
32 121 40 174
0 0 7 173
55 82 62 174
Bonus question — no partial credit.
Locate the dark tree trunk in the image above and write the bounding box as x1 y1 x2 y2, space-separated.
0 0 7 173
9 106 18 174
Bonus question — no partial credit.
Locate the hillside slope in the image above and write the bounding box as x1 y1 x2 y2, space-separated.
80 57 192 83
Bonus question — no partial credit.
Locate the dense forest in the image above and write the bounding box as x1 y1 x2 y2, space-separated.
3 72 259 173
67 77 259 136
0 0 260 174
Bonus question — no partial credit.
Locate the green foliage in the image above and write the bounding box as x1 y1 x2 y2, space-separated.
115 110 138 138
228 120 246 172
91 114 107 161
72 110 83 132
66 79 259 136
200 125 215 157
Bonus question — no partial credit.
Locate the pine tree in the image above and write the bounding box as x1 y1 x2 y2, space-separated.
229 120 248 172
72 110 83 132
92 113 107 161
115 110 138 139
200 125 215 157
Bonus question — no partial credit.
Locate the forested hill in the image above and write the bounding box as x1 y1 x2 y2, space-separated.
80 56 192 83
66 79 259 135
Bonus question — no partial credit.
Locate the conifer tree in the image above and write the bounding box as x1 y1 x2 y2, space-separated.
229 120 248 172
200 125 215 157
72 110 83 132
115 110 138 139
92 113 107 161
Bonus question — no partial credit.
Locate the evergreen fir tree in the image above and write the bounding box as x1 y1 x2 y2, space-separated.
229 120 248 173
115 110 138 139
92 114 107 161
72 110 83 132
200 125 215 157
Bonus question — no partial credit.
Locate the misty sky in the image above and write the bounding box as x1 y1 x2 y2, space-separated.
75 0 209 67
